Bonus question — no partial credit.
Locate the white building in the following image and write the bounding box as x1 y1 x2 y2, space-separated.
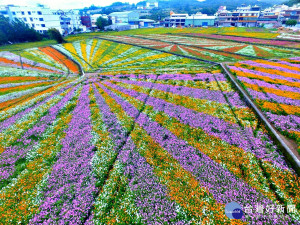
109 11 139 25
185 13 216 27
164 12 188 27
216 4 261 27
146 0 158 9
7 5 62 34
3 5 83 35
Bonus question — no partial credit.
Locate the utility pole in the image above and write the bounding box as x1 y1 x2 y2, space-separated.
18 52 24 70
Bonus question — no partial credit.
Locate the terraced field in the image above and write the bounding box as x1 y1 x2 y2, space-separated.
0 33 299 224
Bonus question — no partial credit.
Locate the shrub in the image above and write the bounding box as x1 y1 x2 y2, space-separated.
48 28 65 44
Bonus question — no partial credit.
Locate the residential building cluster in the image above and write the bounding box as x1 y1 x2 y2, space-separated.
0 0 299 35
166 4 300 28
0 4 84 35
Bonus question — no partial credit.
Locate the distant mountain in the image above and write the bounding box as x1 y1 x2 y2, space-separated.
284 0 300 6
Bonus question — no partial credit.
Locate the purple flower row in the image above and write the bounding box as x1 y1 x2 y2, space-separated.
119 137 184 224
0 84 80 181
103 81 289 169
30 84 97 224
99 82 295 225
289 57 300 61
112 78 247 108
92 83 128 151
237 76 300 93
228 65 300 83
265 112 300 133
247 88 300 106
92 84 183 224
273 60 300 69
241 60 300 75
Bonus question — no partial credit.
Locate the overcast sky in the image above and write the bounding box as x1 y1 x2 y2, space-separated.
0 0 141 10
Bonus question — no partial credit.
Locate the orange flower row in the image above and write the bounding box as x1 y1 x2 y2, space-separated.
0 81 55 96
256 99 300 116
0 80 70 120
253 46 274 58
0 76 48 84
223 44 248 53
39 47 80 74
256 59 300 72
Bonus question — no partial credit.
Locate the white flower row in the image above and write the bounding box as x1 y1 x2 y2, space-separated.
0 80 51 89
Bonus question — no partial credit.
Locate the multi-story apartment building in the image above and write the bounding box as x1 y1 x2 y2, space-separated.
1 5 83 35
216 5 260 27
109 11 139 25
6 5 62 34
281 4 300 25
185 13 216 27
165 12 215 27
164 12 188 27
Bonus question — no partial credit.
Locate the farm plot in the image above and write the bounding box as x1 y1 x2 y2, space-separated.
0 66 75 111
0 47 81 75
0 69 299 224
53 39 215 74
181 33 300 48
0 36 299 225
103 35 251 62
228 58 300 154
134 34 300 59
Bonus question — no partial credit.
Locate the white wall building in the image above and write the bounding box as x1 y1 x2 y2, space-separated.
146 0 158 9
3 5 83 35
109 11 139 25
164 12 188 27
6 5 62 34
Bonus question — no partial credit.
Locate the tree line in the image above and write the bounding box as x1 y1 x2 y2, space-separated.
0 15 43 45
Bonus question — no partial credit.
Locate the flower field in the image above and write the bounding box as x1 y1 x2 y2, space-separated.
101 35 300 62
0 32 300 224
53 39 214 74
228 58 300 155
182 33 300 48
1 71 300 224
0 47 81 75
132 34 300 59
103 35 251 62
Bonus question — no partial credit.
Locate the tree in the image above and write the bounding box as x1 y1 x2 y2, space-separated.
0 15 42 45
285 19 297 26
96 17 112 30
48 28 65 43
